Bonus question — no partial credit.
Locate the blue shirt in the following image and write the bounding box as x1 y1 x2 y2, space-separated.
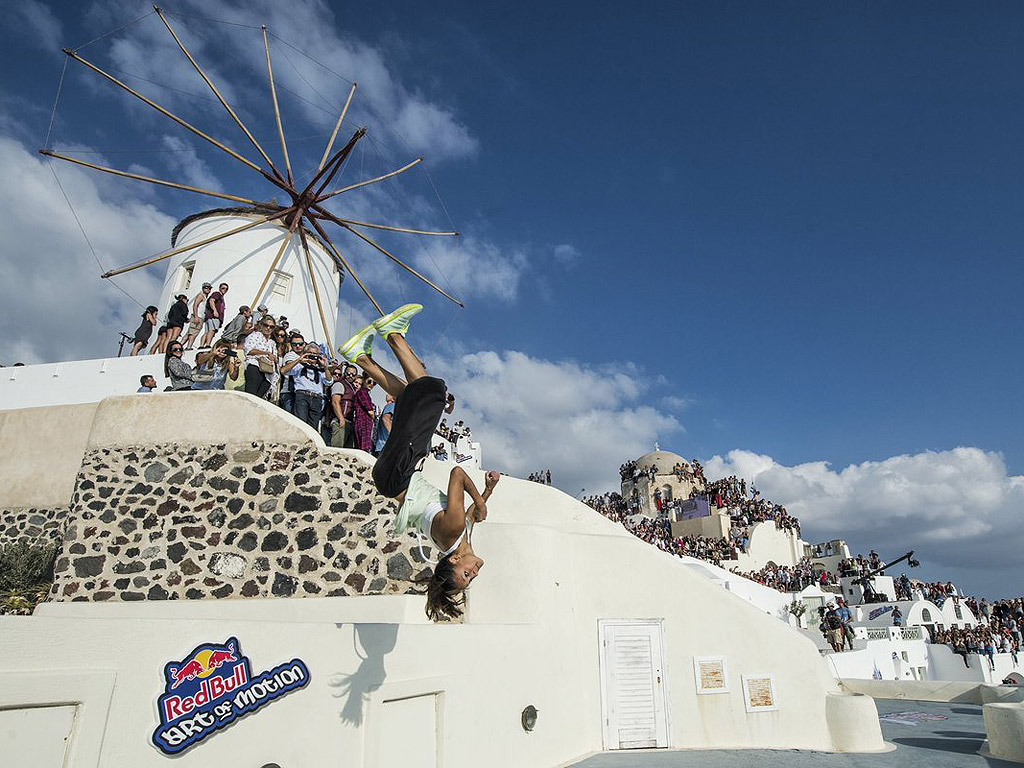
191 361 228 390
373 402 394 453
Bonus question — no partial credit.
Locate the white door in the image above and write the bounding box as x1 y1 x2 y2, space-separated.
378 694 437 768
599 620 669 749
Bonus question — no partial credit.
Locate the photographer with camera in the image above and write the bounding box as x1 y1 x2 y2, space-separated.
282 340 328 429
191 339 240 390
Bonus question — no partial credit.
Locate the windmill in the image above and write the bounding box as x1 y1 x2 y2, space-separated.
40 5 463 354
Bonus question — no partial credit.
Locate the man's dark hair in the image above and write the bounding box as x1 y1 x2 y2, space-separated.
414 557 464 621
139 375 152 386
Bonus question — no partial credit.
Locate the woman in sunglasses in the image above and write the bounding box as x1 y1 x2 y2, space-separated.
243 316 279 399
269 327 291 407
163 342 193 391
338 304 500 621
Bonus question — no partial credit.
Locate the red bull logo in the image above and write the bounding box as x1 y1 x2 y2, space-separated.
152 636 309 755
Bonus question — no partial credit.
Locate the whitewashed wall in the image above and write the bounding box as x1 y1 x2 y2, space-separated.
0 394 887 766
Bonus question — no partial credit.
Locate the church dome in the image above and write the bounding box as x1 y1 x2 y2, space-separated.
634 449 690 475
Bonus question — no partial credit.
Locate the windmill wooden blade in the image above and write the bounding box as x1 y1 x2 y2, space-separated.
40 150 263 206
102 208 294 278
155 6 284 182
314 206 464 307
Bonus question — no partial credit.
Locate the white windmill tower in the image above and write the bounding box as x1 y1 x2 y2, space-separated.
156 208 342 347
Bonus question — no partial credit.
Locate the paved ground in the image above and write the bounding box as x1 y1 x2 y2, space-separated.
572 699 1019 768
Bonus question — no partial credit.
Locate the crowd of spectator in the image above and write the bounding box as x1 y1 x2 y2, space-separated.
694 475 801 535
129 282 241 357
837 551 883 577
924 595 1023 667
585 492 728 559
585 460 821 596
730 558 836 593
619 460 654 484
932 626 1020 669
527 470 553 485
130 285 419 457
585 491 834 587
435 415 475 463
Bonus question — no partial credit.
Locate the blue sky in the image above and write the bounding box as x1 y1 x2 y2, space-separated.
2 1 1023 598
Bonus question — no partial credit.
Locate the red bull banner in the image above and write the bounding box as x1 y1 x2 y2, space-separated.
152 636 310 755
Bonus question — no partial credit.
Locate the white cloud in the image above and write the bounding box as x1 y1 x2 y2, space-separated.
161 135 224 194
0 134 173 365
660 394 695 411
704 447 1024 578
410 235 527 304
552 243 580 267
3 1 62 50
88 0 477 163
428 350 681 494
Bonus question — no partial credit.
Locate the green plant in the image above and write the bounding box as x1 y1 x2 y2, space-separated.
0 541 58 614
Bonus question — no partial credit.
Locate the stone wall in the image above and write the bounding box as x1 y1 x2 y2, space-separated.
51 442 432 602
0 506 69 551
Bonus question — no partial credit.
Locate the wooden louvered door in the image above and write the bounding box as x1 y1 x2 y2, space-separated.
599 620 669 749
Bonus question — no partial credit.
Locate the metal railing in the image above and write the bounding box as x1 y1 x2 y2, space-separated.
899 626 923 641
864 626 924 642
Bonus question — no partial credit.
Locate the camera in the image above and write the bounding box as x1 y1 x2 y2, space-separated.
225 350 237 358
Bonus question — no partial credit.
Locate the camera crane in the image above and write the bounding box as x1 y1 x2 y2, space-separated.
853 551 920 603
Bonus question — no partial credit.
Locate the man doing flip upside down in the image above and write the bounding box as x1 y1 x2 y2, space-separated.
338 303 500 621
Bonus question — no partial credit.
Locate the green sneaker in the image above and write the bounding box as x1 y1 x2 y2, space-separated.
373 303 423 340
337 321 376 363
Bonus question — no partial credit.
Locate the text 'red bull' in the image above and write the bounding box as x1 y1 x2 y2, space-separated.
163 661 248 721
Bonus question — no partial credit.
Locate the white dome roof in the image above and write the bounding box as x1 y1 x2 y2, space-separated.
634 450 690 474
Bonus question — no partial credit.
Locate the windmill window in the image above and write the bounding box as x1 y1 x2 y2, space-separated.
178 261 195 293
269 270 292 302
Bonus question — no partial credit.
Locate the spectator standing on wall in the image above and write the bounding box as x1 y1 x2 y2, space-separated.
278 333 305 414
822 604 844 653
182 283 211 350
329 364 358 448
352 375 376 452
243 315 277 399
373 393 395 456
130 306 158 356
892 606 903 627
149 319 170 355
220 305 252 348
163 341 193 390
191 339 240 390
288 342 328 430
137 375 156 392
836 598 854 650
268 326 291 405
200 282 229 348
165 294 190 347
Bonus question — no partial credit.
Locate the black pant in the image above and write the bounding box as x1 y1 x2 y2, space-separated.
372 376 447 498
244 364 271 399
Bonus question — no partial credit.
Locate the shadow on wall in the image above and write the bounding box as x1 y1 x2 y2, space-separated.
328 623 399 724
